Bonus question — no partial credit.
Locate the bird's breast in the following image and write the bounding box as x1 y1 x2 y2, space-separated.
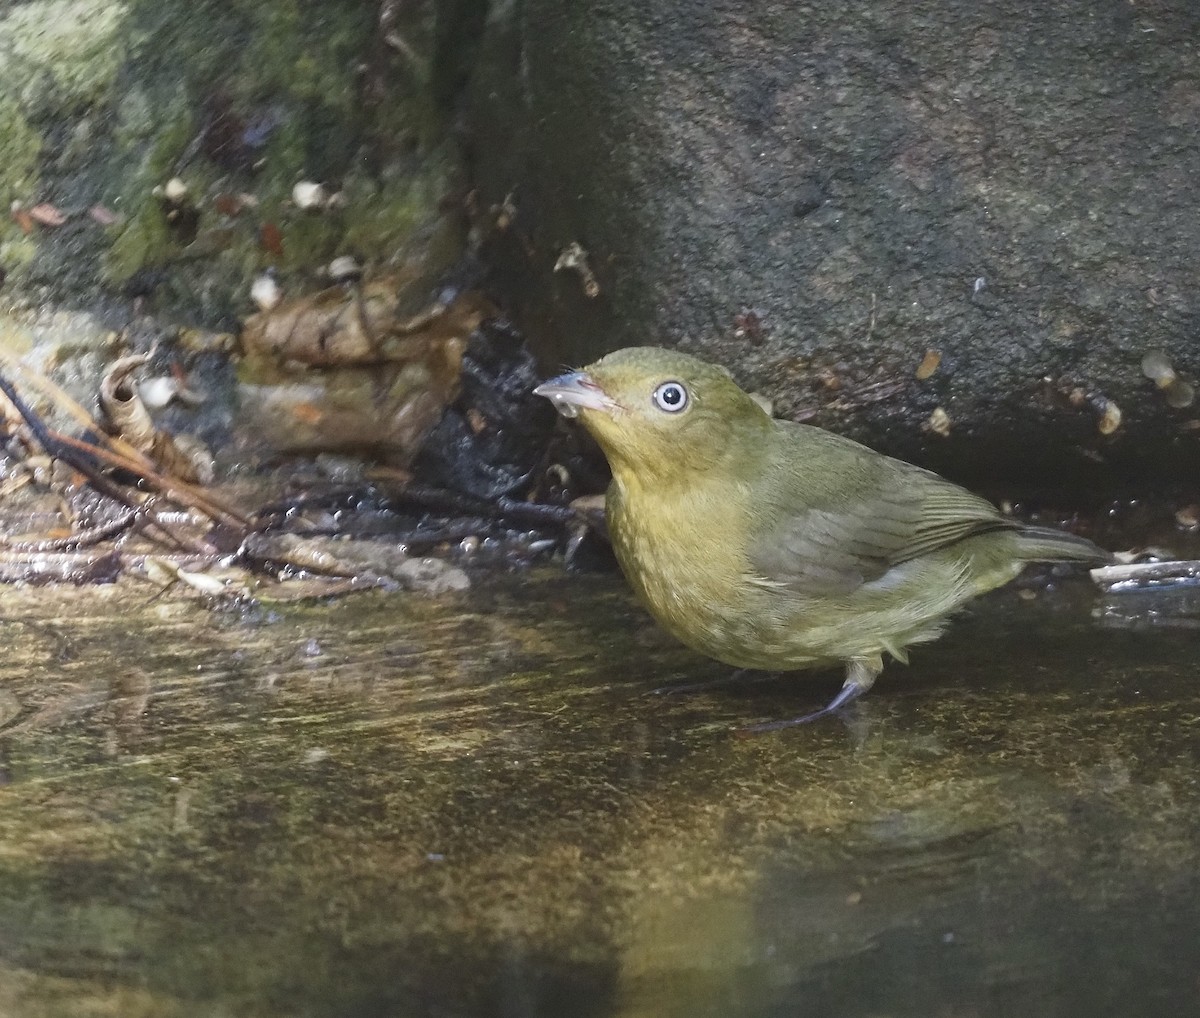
605 474 782 667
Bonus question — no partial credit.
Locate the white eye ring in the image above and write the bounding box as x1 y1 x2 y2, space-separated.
652 380 689 413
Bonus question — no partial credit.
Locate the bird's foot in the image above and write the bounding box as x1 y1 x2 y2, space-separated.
650 668 768 696
737 655 883 734
739 682 865 732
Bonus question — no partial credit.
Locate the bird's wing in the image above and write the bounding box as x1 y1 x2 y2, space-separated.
745 425 1015 596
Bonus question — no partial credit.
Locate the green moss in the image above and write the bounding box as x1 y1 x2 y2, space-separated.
0 98 43 253
101 114 203 283
340 166 452 265
0 236 39 271
102 202 172 283
246 3 362 106
0 98 41 203
45 0 461 312
3 0 129 114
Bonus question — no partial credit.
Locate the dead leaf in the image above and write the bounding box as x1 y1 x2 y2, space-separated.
241 277 491 369
10 207 34 234
915 349 941 380
88 204 121 226
213 193 250 217
260 221 284 257
289 402 325 426
28 203 67 227
100 352 215 484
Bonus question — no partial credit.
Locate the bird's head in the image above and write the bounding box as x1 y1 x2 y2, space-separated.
534 347 771 485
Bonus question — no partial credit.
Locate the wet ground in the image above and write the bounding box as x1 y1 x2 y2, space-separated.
0 568 1196 1017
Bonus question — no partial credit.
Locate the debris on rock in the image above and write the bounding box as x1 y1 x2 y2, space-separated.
553 242 601 298
1175 505 1199 531
412 319 558 499
915 349 941 380
240 275 491 369
1090 559 1200 593
238 277 493 464
925 406 952 437
250 270 283 312
1141 350 1195 409
1097 399 1122 436
291 180 330 211
100 351 215 484
27 203 68 228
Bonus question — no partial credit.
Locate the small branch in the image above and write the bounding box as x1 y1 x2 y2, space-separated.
0 505 142 552
1090 560 1200 592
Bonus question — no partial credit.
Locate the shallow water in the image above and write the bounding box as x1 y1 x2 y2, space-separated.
0 571 1195 1017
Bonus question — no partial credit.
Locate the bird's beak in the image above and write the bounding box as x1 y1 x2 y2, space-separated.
533 371 618 419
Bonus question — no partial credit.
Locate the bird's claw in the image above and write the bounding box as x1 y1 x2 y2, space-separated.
736 682 866 734
737 655 881 735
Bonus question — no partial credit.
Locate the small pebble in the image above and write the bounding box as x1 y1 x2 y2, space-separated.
139 376 180 410
1165 379 1195 409
926 407 951 437
251 271 282 311
327 255 362 283
397 557 470 595
292 180 328 211
163 177 189 203
1097 400 1122 435
1141 350 1176 388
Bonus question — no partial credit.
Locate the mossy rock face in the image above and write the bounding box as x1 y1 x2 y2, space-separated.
0 0 130 259
3 0 129 114
467 0 1200 495
0 96 42 218
0 0 459 327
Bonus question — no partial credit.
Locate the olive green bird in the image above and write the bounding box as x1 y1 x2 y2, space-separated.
535 347 1111 727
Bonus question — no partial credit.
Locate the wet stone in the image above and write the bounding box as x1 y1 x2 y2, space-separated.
0 573 1193 1015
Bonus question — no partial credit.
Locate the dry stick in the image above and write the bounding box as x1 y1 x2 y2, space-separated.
1090 560 1200 592
0 358 250 528
52 432 247 530
43 436 219 554
0 370 153 512
0 503 142 552
0 372 233 553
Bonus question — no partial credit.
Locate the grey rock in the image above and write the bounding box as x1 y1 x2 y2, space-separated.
467 0 1200 492
396 556 471 595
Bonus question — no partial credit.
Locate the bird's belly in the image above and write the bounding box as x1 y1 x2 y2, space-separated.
611 497 988 672
609 498 832 671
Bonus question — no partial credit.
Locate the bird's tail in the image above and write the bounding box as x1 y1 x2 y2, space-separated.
1013 525 1113 566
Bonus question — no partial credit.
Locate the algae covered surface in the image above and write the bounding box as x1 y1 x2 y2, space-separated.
0 0 457 321
0 573 1194 1016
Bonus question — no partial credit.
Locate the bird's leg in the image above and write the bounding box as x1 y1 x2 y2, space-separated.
740 654 883 733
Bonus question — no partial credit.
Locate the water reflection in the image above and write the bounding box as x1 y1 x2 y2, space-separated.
0 576 1193 1016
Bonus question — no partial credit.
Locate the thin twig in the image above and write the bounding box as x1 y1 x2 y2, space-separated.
1091 560 1200 592
0 362 249 528
0 504 142 552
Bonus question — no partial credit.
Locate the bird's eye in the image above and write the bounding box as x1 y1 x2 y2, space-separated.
652 381 689 413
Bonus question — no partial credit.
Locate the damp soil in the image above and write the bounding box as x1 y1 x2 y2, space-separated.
0 570 1194 1016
